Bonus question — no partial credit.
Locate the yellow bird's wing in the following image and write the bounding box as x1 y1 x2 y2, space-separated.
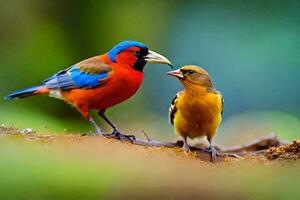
211 89 224 115
215 90 224 115
221 96 224 115
169 92 183 125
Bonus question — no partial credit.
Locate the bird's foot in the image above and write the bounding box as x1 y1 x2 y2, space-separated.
103 129 136 143
183 143 191 153
206 145 218 163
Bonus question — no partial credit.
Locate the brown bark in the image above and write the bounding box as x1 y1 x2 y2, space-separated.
104 132 287 162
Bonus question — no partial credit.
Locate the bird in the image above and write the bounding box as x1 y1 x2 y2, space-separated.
166 65 223 162
5 40 172 141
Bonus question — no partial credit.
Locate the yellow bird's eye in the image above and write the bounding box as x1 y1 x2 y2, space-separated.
188 70 195 75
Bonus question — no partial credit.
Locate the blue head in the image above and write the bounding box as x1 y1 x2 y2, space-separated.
107 40 172 71
108 41 147 62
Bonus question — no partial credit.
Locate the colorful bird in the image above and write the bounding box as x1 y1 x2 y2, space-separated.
5 40 172 141
167 65 223 162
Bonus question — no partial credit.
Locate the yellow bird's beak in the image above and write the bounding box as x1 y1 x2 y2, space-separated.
166 69 184 79
145 50 173 68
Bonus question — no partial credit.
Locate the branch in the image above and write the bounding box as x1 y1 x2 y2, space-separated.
102 132 287 162
0 125 289 162
220 133 288 154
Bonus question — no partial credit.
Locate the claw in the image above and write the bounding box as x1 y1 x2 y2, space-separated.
119 134 135 143
183 143 190 153
104 129 136 143
181 136 190 153
206 145 218 163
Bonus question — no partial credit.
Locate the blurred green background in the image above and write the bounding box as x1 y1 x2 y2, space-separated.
0 1 300 200
0 0 299 144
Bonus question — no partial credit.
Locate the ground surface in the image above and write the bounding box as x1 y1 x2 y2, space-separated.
0 126 299 200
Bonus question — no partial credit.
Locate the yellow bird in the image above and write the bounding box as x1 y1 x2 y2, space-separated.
167 65 223 162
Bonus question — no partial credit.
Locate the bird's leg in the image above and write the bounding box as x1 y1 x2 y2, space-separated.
77 107 103 136
206 139 217 163
182 136 190 152
98 111 135 143
87 117 104 136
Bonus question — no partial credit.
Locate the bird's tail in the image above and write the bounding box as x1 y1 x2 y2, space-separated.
4 85 49 100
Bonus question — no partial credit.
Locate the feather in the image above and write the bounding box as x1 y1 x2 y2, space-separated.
169 92 183 125
4 86 42 100
44 57 113 89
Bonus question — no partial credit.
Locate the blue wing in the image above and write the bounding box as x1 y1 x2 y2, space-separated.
44 56 113 90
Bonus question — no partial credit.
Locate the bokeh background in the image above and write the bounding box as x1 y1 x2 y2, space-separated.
0 0 299 145
1 1 300 199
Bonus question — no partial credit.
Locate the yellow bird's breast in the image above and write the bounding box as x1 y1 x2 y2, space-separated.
173 92 222 139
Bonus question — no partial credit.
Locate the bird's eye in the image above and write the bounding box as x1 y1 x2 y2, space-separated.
134 51 141 56
188 70 195 75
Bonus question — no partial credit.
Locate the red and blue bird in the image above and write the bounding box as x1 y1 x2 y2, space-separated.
5 41 172 141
